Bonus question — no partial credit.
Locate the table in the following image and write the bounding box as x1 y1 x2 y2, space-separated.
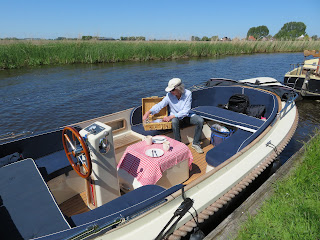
117 136 193 186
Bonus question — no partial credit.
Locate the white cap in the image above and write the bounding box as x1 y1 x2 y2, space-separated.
165 78 182 92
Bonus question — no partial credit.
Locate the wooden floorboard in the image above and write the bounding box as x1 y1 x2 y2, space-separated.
184 138 213 185
59 191 90 217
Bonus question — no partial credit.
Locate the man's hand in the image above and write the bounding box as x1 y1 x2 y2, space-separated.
163 115 174 122
143 111 151 122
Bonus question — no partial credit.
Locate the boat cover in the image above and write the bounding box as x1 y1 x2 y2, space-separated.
0 159 70 239
204 78 296 101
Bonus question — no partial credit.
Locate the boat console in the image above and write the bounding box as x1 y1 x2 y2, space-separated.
79 122 121 209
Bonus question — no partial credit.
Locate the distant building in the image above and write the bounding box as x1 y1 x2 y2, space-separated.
220 37 230 41
248 35 256 41
98 37 115 41
24 38 42 40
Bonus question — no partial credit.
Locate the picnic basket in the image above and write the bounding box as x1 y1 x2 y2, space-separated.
142 96 172 131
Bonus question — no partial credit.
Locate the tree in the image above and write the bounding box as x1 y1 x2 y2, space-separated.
201 36 209 41
311 35 318 41
191 36 200 41
211 36 219 41
274 22 306 40
247 25 269 40
82 36 93 40
136 36 146 41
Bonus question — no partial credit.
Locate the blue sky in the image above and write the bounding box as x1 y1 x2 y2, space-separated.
1 0 319 40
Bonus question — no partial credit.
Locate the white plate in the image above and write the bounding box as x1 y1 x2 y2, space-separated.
145 148 164 158
152 136 166 144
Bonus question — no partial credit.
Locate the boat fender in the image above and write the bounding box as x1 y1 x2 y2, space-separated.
271 157 281 174
266 140 281 174
190 227 206 240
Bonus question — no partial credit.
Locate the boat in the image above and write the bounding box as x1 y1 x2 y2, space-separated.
284 50 320 97
0 77 299 240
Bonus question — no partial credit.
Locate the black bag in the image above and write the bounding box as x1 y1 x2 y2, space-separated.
227 94 250 114
246 105 266 118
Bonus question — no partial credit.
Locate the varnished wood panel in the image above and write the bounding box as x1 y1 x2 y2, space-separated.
114 133 141 150
59 191 89 217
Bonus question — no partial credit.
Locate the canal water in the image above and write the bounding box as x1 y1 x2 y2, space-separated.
1 52 320 162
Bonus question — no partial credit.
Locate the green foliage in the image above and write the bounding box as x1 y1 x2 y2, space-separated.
56 37 66 40
136 36 146 41
0 37 19 40
311 35 318 41
82 36 93 40
211 36 219 41
120 36 146 41
191 36 200 41
1 40 320 69
192 36 219 41
247 25 269 39
303 35 310 41
236 131 320 240
274 21 306 40
202 36 210 41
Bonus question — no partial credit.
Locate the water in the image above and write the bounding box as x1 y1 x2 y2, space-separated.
1 53 320 161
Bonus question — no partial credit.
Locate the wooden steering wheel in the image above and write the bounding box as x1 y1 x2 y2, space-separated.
62 126 92 179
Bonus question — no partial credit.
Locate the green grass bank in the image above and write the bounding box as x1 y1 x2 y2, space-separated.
1 40 320 69
236 131 320 240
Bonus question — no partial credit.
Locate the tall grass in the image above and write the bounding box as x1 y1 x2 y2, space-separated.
1 40 320 69
236 131 320 240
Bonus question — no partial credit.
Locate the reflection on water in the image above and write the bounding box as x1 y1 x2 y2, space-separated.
296 99 320 124
278 98 320 163
0 53 319 156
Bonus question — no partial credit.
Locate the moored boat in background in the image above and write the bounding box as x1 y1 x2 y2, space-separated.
284 50 320 97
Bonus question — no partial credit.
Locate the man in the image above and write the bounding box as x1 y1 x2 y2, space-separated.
142 78 204 154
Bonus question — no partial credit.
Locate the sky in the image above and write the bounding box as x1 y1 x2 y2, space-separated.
0 0 319 40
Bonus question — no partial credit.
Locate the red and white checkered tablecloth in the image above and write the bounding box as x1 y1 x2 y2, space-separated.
117 136 193 186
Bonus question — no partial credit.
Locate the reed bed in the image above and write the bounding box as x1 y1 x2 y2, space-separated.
236 131 320 240
1 40 320 69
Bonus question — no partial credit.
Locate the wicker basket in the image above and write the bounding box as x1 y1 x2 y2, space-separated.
142 96 172 131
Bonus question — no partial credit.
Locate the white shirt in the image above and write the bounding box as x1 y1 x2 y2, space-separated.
149 89 193 120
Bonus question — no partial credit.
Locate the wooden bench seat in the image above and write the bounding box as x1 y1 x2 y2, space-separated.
113 132 141 150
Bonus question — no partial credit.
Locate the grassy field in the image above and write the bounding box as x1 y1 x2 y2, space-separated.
236 131 320 240
1 40 320 69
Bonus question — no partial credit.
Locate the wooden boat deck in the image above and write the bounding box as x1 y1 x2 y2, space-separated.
184 138 212 185
60 191 90 217
59 137 212 217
